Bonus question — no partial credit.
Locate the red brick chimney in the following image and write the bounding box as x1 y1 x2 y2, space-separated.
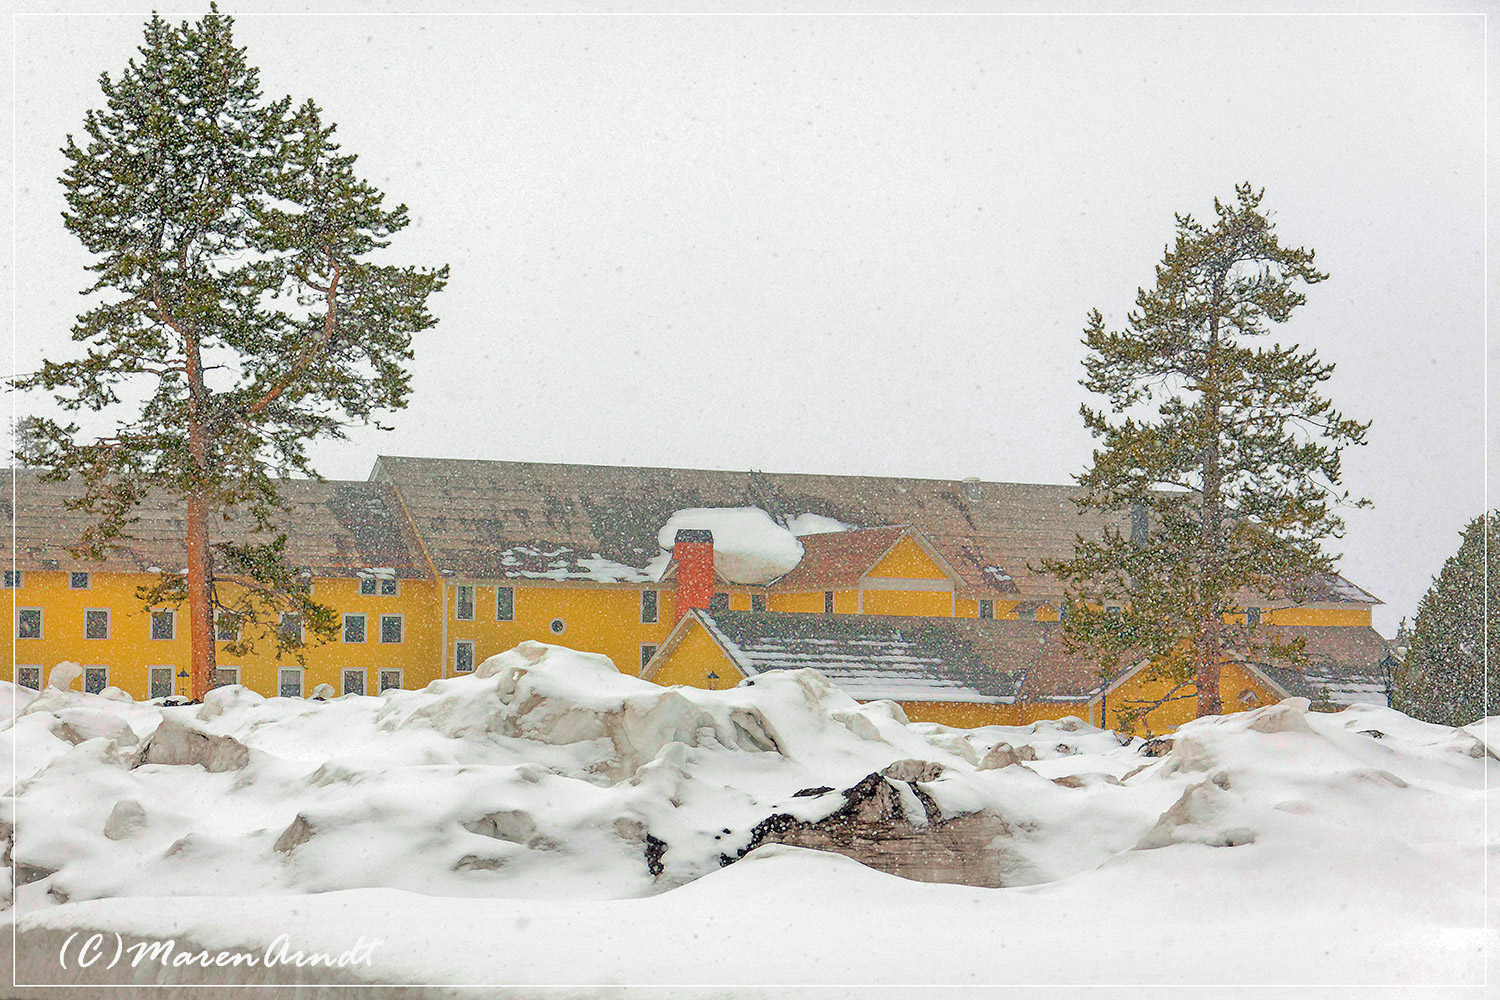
673 528 715 622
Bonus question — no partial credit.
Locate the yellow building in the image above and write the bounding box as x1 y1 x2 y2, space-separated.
4 456 1391 728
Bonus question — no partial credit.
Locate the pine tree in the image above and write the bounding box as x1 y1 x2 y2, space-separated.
1042 184 1369 719
1392 514 1497 725
14 9 447 699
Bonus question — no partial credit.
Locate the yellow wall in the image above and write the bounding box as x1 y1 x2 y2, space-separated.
4 570 440 699
769 590 859 614
647 622 745 689
867 537 949 580
861 589 952 617
1263 607 1371 627
448 583 677 680
898 700 1021 727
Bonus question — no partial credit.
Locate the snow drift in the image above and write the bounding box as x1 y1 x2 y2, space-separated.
3 643 1492 990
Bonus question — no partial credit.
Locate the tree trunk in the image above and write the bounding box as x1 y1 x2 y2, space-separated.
183 321 216 701
1197 282 1226 718
186 492 216 700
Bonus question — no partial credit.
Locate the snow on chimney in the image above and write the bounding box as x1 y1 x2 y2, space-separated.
673 528 715 622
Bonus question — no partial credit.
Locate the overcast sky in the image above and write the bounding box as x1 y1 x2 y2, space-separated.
7 7 1489 635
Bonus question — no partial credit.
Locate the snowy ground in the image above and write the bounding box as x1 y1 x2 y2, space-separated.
3 643 1495 999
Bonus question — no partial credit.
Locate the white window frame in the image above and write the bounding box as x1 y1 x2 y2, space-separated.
82 665 109 695
378 667 404 693
825 591 835 614
456 585 476 621
640 589 659 624
378 613 404 644
454 638 476 673
150 608 176 641
341 667 367 696
148 665 174 699
495 586 515 622
359 576 378 596
3 570 22 589
68 571 91 590
639 643 658 672
15 665 41 691
548 617 566 636
213 665 240 689
343 612 368 644
84 607 111 641
16 607 42 640
278 666 305 699
979 599 994 620
379 578 399 597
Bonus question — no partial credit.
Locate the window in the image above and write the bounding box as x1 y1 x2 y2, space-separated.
342 668 366 696
1246 607 1262 626
69 572 91 590
548 617 566 636
343 613 368 644
150 666 175 700
84 608 110 640
278 667 304 699
640 589 658 624
456 585 476 621
640 643 657 671
150 609 176 641
379 614 404 644
1106 605 1123 621
1059 599 1070 620
495 586 515 622
454 639 475 673
215 611 240 642
710 592 729 612
378 668 403 692
16 608 42 640
214 666 239 689
359 577 378 596
16 666 40 691
979 600 995 620
278 613 303 643
825 591 835 614
3 570 22 589
751 594 767 612
83 666 108 695
380 578 399 596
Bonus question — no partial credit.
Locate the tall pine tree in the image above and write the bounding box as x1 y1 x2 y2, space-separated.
1042 185 1369 719
15 10 447 699
1392 514 1497 726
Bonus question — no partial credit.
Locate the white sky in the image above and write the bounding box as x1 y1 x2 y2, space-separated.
6 6 1491 636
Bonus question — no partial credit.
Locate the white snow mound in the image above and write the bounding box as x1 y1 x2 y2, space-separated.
656 507 805 584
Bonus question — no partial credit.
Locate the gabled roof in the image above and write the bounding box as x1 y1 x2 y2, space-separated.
769 525 916 590
2 469 430 579
1242 625 1393 708
659 609 1026 704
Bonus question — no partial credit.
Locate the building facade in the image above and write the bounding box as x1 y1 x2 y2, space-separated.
3 456 1388 729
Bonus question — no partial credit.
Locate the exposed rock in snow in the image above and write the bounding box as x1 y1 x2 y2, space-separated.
132 718 250 773
102 800 145 841
730 769 1025 888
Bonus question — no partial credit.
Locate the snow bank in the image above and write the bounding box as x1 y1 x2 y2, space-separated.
3 647 1492 990
656 506 804 584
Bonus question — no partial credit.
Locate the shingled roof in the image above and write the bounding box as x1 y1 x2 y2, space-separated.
681 609 1027 704
369 456 1380 604
367 455 1136 595
2 469 429 579
1244 625 1394 708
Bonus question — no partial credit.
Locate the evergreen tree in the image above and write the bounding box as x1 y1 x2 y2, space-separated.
14 9 447 699
1042 184 1369 719
1392 513 1497 725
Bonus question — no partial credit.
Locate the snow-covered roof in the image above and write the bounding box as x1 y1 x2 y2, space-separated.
689 610 1025 704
